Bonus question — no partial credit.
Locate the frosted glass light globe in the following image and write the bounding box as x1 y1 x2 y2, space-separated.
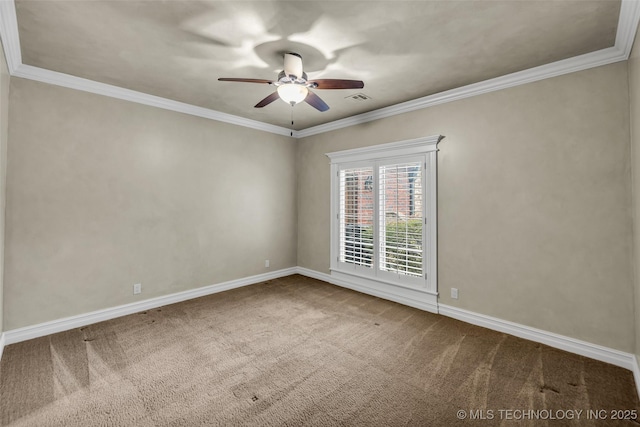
277 84 308 105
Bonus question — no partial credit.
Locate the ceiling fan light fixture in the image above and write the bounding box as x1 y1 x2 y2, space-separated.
219 51 363 112
277 84 308 105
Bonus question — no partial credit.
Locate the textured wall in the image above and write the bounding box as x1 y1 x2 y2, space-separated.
0 42 9 333
629 25 640 358
4 78 297 330
297 62 634 352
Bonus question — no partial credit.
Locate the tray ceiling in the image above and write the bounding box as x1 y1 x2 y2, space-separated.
13 1 623 131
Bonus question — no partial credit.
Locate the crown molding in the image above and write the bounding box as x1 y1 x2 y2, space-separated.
0 0 21 73
297 0 640 138
616 0 640 58
0 2 293 137
295 46 627 138
13 64 294 137
1 0 639 140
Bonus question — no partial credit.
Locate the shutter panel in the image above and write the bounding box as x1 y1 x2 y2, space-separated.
339 167 374 267
379 162 424 278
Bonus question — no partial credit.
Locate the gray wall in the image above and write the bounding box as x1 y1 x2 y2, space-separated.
297 62 634 352
0 41 8 333
4 78 297 330
2 51 637 356
630 25 640 359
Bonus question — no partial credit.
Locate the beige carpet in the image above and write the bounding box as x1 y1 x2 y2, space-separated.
1 274 638 426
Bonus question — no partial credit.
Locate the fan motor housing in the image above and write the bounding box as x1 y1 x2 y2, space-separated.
277 70 309 84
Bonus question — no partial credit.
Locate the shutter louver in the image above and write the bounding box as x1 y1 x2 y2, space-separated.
379 162 424 278
339 167 374 267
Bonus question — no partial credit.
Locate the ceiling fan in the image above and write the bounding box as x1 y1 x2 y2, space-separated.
218 53 364 112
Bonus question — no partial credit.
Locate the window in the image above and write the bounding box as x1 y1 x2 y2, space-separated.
339 166 374 268
327 135 442 312
378 161 423 278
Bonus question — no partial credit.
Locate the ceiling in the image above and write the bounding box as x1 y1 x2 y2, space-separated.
13 1 623 131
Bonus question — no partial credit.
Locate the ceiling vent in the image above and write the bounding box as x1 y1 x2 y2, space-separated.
346 93 373 102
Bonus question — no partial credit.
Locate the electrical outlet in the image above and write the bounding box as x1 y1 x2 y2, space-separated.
133 283 142 295
265 259 270 268
451 288 459 299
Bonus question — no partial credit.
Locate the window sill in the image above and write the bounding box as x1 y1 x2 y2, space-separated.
329 268 438 296
329 268 439 313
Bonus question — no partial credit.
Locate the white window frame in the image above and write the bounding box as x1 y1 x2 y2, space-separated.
326 135 443 313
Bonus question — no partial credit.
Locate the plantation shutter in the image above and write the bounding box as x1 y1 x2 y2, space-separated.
328 135 441 310
378 161 424 280
339 166 374 269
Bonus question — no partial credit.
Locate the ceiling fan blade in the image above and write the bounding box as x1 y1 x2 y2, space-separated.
254 91 281 108
218 78 273 84
304 90 329 112
309 79 364 90
284 53 303 79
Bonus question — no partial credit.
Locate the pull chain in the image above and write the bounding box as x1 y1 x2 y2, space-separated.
290 105 294 137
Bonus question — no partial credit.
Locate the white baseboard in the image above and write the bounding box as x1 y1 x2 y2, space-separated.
633 355 640 400
3 267 297 346
438 303 635 371
0 332 5 362
295 266 330 282
2 265 640 400
296 267 438 314
297 267 637 375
